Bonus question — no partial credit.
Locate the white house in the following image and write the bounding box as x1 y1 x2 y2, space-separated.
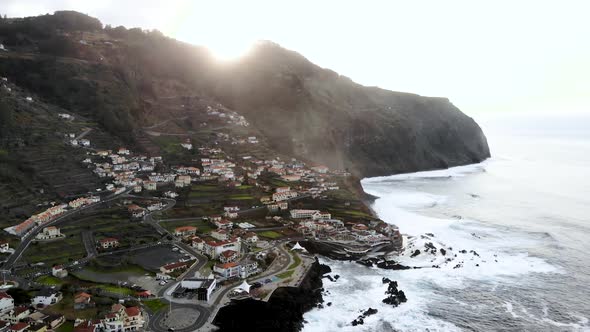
35 226 63 240
290 209 320 219
32 289 62 306
211 229 229 241
175 175 191 188
0 240 10 253
214 219 233 229
0 292 14 315
203 238 241 260
99 238 119 249
242 232 259 244
52 265 68 278
143 181 157 191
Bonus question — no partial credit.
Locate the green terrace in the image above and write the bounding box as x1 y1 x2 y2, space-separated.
24 234 86 266
166 180 266 218
60 208 159 247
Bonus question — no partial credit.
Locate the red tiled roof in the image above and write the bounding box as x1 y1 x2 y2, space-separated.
216 262 239 269
175 226 197 232
10 322 29 331
100 237 118 243
74 292 91 303
162 261 188 270
125 306 141 317
221 250 237 258
14 306 28 315
111 303 124 313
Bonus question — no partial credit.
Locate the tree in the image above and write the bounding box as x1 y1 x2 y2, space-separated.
7 288 32 305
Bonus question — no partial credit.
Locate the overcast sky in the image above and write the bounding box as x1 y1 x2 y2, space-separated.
3 0 590 116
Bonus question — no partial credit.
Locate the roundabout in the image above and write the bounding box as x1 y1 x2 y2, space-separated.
148 303 211 332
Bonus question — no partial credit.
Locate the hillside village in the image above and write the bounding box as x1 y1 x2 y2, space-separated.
0 15 403 332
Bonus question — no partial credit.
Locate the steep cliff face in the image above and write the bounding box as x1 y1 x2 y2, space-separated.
0 12 490 179
211 42 490 177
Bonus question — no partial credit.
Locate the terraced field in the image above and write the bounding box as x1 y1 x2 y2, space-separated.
164 180 265 219
59 208 159 248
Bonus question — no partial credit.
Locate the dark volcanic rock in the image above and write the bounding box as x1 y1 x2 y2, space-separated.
213 258 328 331
357 257 411 270
351 308 379 326
382 281 408 307
376 260 412 270
410 249 421 257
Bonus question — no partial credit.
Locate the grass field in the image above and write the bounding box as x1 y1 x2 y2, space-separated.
228 194 255 200
258 230 283 239
143 299 168 312
342 209 373 218
56 321 74 332
277 270 295 279
24 234 86 266
288 252 302 270
35 275 64 285
94 284 135 296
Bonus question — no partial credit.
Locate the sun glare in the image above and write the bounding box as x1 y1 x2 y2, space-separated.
207 40 253 61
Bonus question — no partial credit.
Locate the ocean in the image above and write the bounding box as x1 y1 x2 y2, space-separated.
303 113 590 331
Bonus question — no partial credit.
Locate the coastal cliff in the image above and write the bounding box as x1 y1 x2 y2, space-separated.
212 259 329 331
211 42 491 178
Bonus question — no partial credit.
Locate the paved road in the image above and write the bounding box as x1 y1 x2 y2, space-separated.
81 231 98 258
133 195 213 332
74 128 92 140
3 188 133 269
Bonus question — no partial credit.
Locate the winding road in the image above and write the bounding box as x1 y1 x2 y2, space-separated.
2 188 133 270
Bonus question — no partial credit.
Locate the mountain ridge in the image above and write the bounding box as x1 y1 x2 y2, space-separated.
0 11 490 178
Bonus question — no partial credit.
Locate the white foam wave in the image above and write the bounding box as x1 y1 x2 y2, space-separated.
304 162 563 332
361 159 491 184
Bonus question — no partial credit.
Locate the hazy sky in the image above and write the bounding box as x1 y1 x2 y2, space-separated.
3 0 590 116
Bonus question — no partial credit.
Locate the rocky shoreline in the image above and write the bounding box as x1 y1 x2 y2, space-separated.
212 258 330 331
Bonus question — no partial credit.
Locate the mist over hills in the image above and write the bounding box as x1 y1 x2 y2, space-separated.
0 11 490 178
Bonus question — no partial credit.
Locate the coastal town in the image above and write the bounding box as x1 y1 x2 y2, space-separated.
0 67 402 331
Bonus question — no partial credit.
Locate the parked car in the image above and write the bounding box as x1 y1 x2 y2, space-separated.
251 282 263 289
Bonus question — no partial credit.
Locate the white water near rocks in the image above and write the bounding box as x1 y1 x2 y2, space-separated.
303 114 590 331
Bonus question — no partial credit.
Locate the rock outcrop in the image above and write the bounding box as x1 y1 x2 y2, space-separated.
382 280 408 307
212 258 329 331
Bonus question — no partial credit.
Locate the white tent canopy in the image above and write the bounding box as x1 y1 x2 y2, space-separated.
291 242 306 251
233 280 251 293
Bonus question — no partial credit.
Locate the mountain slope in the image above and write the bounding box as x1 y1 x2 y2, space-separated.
0 11 490 179
210 43 490 176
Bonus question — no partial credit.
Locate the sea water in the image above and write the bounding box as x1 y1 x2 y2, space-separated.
303 113 590 331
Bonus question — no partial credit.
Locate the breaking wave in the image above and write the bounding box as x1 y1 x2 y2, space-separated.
303 161 578 332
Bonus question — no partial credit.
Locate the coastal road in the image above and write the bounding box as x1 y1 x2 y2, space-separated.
3 188 133 269
133 195 213 332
